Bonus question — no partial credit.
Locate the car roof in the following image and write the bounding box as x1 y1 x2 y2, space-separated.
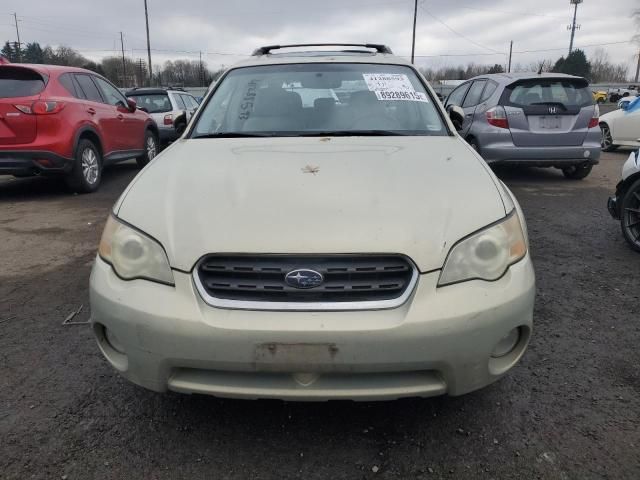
231 47 412 69
126 87 191 95
0 63 94 76
467 72 586 85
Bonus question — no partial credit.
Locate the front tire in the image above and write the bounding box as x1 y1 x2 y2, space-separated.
136 129 158 168
562 164 592 180
600 123 617 152
65 139 102 193
620 178 640 252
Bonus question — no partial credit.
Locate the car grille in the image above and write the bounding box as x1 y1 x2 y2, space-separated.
194 254 418 310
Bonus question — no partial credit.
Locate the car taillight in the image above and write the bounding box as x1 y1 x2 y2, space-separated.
164 114 173 125
13 101 65 115
588 104 599 129
486 106 509 129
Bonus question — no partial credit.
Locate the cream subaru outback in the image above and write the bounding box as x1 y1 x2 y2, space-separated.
90 43 535 401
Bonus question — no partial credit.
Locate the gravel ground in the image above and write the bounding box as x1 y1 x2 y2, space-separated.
1 150 638 480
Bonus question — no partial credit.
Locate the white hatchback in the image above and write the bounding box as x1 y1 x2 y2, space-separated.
90 44 535 401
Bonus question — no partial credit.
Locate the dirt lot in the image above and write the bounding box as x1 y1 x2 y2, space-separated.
1 151 639 480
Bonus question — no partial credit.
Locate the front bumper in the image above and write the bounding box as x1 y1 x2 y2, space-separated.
0 150 72 176
157 126 178 144
89 255 536 401
608 196 619 219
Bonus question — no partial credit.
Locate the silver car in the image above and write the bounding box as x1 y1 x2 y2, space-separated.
444 73 601 179
125 88 199 145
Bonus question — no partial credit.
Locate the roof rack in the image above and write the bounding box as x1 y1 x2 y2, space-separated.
251 43 393 56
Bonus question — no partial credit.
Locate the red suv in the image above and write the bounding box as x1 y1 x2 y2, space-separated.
0 64 159 192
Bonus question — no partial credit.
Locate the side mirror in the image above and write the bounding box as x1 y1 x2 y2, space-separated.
620 101 629 111
126 98 137 112
447 105 465 130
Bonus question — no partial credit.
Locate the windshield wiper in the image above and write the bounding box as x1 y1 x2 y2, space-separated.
298 130 411 137
191 132 274 139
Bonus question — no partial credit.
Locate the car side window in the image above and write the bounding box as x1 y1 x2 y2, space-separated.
481 80 498 102
462 80 487 108
74 74 103 103
445 83 470 107
59 73 81 98
172 93 186 109
184 95 198 109
180 94 193 109
93 77 128 108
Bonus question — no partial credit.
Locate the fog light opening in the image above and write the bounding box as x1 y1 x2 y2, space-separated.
104 327 126 354
491 327 521 358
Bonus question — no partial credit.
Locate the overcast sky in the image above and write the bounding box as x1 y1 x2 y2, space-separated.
1 0 638 74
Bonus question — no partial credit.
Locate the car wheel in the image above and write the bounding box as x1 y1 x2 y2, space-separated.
600 123 617 152
65 139 102 193
136 129 158 168
620 178 640 252
562 164 592 180
597 97 605 104
610 94 620 103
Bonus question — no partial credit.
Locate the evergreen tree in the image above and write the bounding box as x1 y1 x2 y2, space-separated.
552 49 591 79
23 42 44 64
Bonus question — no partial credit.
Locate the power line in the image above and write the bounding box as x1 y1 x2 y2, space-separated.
418 3 502 54
411 40 632 58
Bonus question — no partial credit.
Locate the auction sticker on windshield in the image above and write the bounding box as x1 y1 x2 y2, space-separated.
363 73 428 102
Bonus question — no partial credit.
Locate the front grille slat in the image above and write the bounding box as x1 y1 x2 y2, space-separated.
196 255 415 305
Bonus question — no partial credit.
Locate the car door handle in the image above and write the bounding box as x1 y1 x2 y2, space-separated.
87 107 96 115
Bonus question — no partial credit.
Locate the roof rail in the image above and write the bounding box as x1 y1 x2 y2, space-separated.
251 43 393 56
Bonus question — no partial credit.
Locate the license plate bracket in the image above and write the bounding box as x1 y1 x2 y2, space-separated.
539 116 561 129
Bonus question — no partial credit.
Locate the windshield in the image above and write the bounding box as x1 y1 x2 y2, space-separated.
191 63 447 137
127 93 172 113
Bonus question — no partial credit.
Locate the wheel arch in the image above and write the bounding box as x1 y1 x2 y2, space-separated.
73 126 103 157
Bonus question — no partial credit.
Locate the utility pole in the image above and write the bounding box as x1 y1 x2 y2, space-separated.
143 0 153 86
120 32 127 87
635 49 640 83
568 0 583 55
410 0 418 64
199 51 204 87
507 40 513 73
13 13 21 62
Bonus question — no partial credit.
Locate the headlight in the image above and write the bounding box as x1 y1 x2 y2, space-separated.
438 211 526 286
98 215 174 285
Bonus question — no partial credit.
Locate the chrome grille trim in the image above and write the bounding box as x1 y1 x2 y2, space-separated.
192 254 419 311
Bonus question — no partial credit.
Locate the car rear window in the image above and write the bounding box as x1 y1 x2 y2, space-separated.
502 79 593 108
127 93 172 113
0 67 47 98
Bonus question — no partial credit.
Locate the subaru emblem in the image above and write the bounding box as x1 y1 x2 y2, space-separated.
285 269 324 289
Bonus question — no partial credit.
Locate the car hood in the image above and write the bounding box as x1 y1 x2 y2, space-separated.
116 136 507 272
600 109 623 123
